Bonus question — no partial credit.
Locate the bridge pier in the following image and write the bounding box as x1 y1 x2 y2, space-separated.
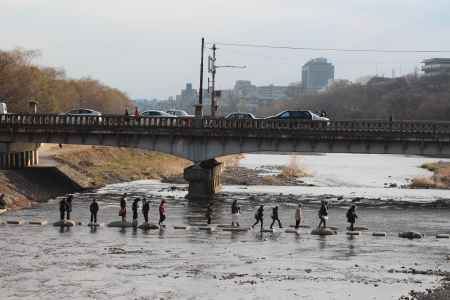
183 159 222 199
0 143 39 169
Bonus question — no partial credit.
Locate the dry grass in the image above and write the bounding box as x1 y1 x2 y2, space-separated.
53 146 191 187
411 161 450 189
278 155 309 179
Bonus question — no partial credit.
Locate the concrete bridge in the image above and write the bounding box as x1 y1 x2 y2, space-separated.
1 113 449 198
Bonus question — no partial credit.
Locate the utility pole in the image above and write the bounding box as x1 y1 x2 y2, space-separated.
195 37 205 118
209 44 217 117
208 43 246 117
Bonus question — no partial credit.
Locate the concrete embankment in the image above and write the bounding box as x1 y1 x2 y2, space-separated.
0 166 85 209
0 144 192 209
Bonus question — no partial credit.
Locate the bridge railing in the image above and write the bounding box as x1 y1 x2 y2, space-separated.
0 114 193 129
1 113 450 135
201 117 450 134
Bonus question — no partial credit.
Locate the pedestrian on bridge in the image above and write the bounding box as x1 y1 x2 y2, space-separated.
66 195 73 220
252 205 264 232
346 205 358 231
119 193 127 223
89 199 99 225
270 206 282 229
158 200 166 226
318 200 328 229
295 203 304 229
231 200 240 227
134 107 140 121
142 198 150 224
59 198 67 221
132 198 140 225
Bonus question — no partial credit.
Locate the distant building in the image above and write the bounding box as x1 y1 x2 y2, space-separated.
256 84 288 100
302 58 335 92
233 80 257 98
422 58 450 76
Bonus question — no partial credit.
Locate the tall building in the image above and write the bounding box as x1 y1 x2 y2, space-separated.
302 58 335 92
422 58 450 76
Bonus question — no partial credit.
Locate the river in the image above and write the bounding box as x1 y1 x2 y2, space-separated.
0 153 449 300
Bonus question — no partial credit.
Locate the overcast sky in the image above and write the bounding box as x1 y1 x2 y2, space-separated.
1 0 449 98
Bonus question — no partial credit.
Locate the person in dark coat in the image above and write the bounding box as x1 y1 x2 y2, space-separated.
142 198 150 224
59 198 67 221
119 193 127 223
90 199 99 225
66 195 73 220
318 200 328 228
252 205 264 232
231 199 240 227
158 200 166 226
132 198 140 224
270 206 282 229
346 205 358 231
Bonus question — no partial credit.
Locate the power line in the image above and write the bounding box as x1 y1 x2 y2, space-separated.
213 42 450 54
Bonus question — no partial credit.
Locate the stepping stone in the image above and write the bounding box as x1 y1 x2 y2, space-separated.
53 220 76 227
372 232 387 237
326 226 339 231
138 223 159 230
285 229 300 234
198 226 216 232
222 227 250 232
29 220 48 225
173 225 191 230
217 224 235 228
311 228 337 236
346 231 361 236
289 225 311 229
107 221 134 228
398 231 423 239
262 228 282 233
191 223 209 227
346 226 368 231
436 234 450 239
87 223 102 227
6 220 25 225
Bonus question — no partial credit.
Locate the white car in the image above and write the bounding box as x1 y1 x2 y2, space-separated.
166 109 193 117
0 102 7 114
64 108 102 123
141 110 176 117
225 112 257 120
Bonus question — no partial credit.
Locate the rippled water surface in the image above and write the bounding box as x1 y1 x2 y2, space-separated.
0 154 449 300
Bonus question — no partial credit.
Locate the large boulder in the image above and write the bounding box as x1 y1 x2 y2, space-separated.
398 231 423 239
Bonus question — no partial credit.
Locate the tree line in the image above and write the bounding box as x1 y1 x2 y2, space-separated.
0 48 132 114
253 75 450 120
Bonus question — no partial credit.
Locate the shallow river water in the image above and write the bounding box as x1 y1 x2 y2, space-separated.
0 154 449 300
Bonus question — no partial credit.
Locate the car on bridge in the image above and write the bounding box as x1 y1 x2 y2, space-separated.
267 110 330 122
141 110 176 117
64 108 102 123
225 112 257 120
166 109 193 118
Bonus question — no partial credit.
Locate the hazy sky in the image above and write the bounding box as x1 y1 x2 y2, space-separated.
1 0 450 98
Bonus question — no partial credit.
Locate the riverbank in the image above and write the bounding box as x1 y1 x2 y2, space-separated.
0 144 193 209
410 161 450 189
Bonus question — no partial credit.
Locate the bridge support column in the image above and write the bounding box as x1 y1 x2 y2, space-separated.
0 143 40 169
183 159 222 199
